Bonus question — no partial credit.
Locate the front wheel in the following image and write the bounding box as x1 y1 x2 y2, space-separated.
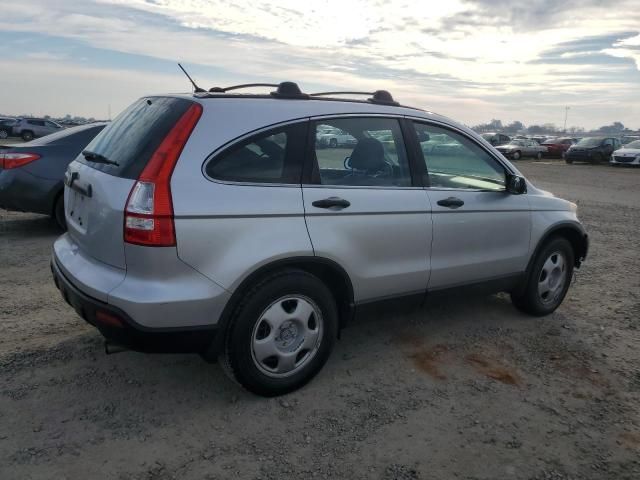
0 129 8 139
536 151 543 160
512 151 521 160
220 269 338 396
22 131 34 141
511 237 574 316
329 138 338 148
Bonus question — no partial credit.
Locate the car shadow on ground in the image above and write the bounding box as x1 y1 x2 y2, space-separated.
0 212 60 237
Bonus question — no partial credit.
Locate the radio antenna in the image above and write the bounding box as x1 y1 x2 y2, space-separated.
178 63 205 93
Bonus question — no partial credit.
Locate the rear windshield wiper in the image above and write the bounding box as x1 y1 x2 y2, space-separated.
82 150 119 166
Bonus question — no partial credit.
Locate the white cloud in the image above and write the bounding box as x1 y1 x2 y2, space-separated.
0 0 638 128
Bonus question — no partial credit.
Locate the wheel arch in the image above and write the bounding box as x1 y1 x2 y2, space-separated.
529 222 588 273
207 256 355 358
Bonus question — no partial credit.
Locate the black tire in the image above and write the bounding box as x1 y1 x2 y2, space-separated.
565 156 573 164
219 269 338 396
0 129 8 139
21 130 34 141
511 237 574 316
512 151 521 160
53 195 67 230
329 138 338 148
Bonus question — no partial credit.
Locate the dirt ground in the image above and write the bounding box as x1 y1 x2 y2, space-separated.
1 160 639 480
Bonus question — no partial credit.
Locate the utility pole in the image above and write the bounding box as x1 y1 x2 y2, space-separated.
563 106 570 133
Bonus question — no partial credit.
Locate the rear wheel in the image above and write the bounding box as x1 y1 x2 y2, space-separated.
329 138 338 148
220 269 338 396
511 237 574 316
21 130 34 141
0 129 8 139
53 195 67 230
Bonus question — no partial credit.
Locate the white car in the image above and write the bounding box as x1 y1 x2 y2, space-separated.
610 140 640 166
316 126 357 148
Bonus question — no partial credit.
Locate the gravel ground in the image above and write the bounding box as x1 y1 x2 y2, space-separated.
1 160 639 479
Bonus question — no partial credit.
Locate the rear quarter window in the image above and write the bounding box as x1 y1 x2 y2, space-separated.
78 97 194 179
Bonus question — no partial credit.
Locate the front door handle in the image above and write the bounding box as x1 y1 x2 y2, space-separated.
437 197 464 209
312 197 351 209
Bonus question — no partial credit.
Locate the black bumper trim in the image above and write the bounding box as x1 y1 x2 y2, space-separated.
51 258 218 354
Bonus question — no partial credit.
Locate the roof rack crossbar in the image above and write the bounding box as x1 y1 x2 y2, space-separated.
208 83 279 93
309 91 374 97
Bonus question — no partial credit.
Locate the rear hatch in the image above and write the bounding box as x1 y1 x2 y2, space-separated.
64 96 197 269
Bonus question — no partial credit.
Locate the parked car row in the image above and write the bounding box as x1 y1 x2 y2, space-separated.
0 123 106 228
0 117 65 141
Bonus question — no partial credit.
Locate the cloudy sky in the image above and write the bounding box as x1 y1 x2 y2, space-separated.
1 0 638 129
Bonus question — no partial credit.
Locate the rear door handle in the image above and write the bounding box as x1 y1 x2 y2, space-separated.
437 197 464 209
312 197 351 209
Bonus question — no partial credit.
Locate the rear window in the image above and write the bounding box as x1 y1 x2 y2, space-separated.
78 97 194 179
27 124 105 146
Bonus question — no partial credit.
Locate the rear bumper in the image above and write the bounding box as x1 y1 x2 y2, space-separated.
51 257 218 353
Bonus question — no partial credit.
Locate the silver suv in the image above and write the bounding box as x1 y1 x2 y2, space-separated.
51 84 588 396
13 118 63 141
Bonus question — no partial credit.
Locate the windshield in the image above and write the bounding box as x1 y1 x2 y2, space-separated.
625 140 640 149
576 137 603 147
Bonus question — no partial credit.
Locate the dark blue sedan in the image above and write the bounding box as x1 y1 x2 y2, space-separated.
0 123 106 229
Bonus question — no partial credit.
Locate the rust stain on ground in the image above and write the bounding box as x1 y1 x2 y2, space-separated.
409 344 449 380
619 432 640 450
465 353 521 386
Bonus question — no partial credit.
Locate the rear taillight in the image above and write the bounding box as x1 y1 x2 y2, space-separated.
0 152 40 169
124 103 202 247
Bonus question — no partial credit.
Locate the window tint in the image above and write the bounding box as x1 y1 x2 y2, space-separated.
206 122 307 184
312 117 411 187
78 97 193 179
414 122 506 191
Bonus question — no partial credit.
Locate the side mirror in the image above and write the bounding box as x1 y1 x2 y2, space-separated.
506 174 527 195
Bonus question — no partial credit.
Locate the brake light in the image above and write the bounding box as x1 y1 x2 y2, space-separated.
0 152 40 169
124 103 202 246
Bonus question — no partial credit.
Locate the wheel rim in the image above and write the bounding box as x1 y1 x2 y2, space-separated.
537 251 567 305
0 131 7 139
514 151 520 160
251 295 323 378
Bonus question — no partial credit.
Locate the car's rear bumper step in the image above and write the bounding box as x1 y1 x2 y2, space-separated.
51 257 218 354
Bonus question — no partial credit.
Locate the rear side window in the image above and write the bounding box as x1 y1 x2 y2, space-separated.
205 122 307 184
78 97 194 179
312 117 412 187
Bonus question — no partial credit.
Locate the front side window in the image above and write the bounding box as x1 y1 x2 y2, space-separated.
312 117 411 187
206 122 307 184
414 122 506 191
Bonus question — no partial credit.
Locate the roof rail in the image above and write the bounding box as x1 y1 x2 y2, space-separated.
205 81 309 99
310 90 399 106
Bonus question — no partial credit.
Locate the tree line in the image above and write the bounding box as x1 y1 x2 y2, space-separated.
472 119 635 135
